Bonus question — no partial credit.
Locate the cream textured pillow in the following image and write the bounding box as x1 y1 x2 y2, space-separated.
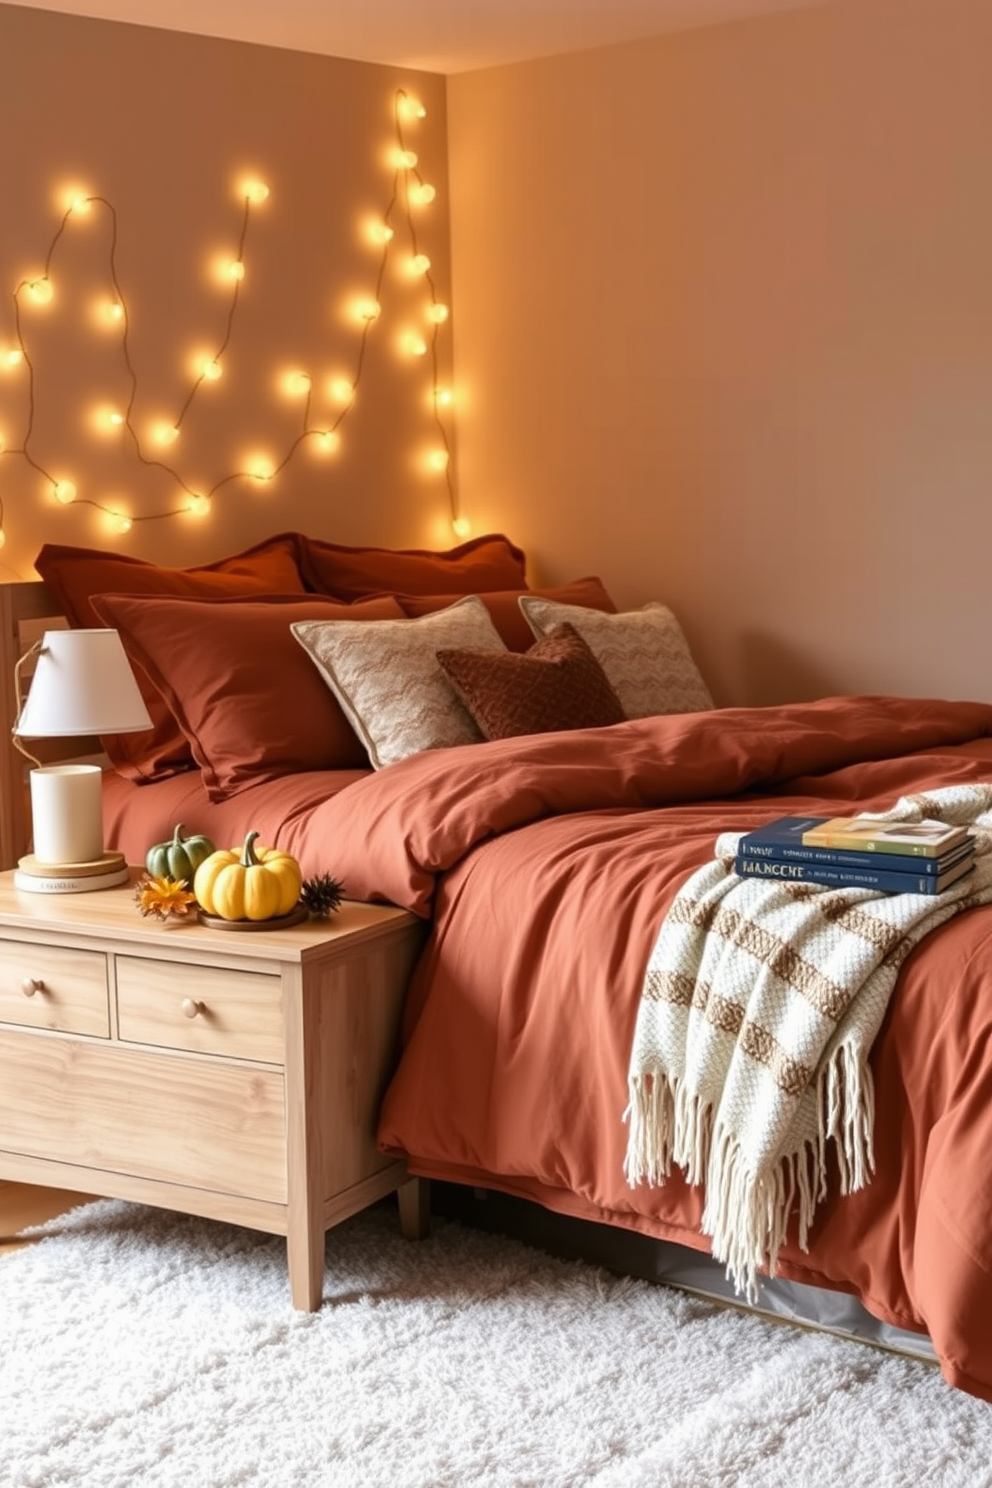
292 596 507 769
517 599 714 718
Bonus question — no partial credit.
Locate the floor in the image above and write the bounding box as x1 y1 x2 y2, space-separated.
0 1183 96 1256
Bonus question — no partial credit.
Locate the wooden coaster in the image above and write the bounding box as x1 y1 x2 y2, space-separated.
18 851 127 879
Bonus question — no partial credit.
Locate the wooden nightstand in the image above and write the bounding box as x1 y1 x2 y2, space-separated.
0 870 427 1309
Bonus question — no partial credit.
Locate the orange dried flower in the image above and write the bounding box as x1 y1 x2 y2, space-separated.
134 873 197 921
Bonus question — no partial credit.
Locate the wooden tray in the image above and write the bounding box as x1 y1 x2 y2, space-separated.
197 905 310 932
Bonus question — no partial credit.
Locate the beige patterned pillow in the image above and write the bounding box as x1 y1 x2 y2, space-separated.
517 599 713 718
291 596 506 769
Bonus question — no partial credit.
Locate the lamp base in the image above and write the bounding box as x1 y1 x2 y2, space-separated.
15 852 130 894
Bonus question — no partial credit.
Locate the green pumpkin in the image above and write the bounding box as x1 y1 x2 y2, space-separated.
145 824 216 886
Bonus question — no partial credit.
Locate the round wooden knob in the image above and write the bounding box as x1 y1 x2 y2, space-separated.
181 997 202 1019
21 977 44 998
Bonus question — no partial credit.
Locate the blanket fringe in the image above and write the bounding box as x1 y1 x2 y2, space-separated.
818 1039 875 1197
623 1074 675 1188
699 1127 808 1301
625 1040 877 1300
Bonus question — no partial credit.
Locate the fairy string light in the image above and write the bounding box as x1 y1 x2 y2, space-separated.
0 88 462 548
393 88 463 535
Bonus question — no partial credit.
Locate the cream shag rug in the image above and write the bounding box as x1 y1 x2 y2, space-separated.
2 1199 990 1488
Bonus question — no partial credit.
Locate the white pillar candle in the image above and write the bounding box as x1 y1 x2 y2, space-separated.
30 764 105 866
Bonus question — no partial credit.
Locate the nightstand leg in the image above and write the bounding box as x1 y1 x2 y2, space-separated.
287 1217 324 1312
397 1176 430 1240
283 966 325 1312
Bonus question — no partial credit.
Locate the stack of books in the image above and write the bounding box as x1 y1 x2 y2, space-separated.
735 815 975 896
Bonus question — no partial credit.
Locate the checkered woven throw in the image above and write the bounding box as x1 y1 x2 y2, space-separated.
624 785 992 1299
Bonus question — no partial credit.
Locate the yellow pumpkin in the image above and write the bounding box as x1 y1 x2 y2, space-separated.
193 830 302 921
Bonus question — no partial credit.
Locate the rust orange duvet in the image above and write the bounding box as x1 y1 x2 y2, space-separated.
106 694 992 1401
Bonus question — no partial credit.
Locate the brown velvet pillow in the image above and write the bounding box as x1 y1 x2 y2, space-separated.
90 591 404 799
397 576 617 651
296 532 528 601
35 534 307 782
436 622 626 740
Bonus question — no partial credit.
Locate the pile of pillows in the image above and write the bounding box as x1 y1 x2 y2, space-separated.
35 530 713 797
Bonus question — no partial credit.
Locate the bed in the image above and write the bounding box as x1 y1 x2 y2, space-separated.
4 534 992 1405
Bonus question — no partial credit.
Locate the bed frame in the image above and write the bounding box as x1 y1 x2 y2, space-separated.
0 581 66 871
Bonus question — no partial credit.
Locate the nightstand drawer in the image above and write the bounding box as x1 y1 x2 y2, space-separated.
116 956 283 1063
0 1029 287 1203
0 938 110 1037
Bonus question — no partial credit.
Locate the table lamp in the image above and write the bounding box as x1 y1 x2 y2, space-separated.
11 628 153 892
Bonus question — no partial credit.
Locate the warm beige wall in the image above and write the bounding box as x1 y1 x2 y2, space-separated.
447 0 992 706
0 4 455 582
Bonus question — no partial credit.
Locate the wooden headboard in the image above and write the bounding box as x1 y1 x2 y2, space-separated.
0 580 70 870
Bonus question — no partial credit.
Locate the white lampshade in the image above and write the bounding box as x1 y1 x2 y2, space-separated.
12 629 152 880
14 628 152 739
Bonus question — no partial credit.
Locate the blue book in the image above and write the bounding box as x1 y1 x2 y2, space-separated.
734 851 975 896
737 816 973 877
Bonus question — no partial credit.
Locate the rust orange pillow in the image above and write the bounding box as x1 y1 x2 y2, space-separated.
297 532 528 600
90 590 405 798
35 534 307 782
397 576 617 651
436 622 626 740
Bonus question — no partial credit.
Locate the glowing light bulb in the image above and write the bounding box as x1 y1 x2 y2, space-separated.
188 494 211 517
367 220 394 246
314 430 340 454
27 278 54 305
200 357 223 382
151 421 179 446
247 456 275 482
397 94 426 121
2 347 23 368
0 527 5 550
329 376 354 404
401 331 428 357
98 299 124 326
60 184 93 214
391 148 418 170
94 406 125 433
427 303 449 324
113 514 132 534
409 182 436 207
408 253 431 276
53 479 77 505
427 448 449 472
282 370 312 397
241 179 270 203
227 260 245 281
452 517 472 539
353 299 381 323
434 387 454 408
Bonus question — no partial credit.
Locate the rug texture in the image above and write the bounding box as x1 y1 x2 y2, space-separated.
2 1198 990 1488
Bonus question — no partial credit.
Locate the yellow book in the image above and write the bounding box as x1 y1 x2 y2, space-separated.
800 817 970 859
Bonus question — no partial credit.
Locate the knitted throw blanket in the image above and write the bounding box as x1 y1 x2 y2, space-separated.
624 785 992 1300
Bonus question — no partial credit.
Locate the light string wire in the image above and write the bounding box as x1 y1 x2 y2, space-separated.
0 87 459 546
394 89 455 517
